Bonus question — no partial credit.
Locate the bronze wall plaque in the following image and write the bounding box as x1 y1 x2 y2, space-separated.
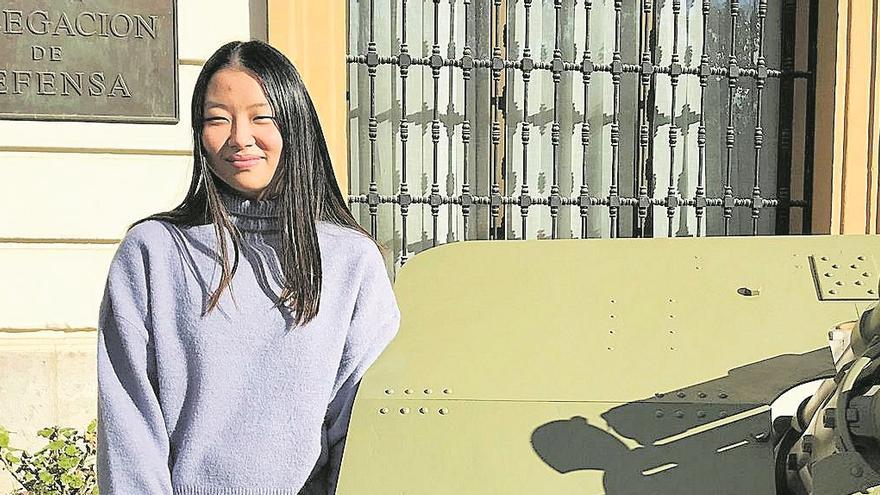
0 1 178 124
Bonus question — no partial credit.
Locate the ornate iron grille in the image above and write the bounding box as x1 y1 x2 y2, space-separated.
347 0 815 268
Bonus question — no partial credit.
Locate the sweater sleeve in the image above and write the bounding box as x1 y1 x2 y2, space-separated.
96 230 173 495
324 246 401 493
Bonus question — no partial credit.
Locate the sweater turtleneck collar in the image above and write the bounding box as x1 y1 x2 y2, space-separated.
219 189 282 233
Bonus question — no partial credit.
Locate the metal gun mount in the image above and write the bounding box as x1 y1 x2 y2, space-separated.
779 306 880 495
337 235 880 494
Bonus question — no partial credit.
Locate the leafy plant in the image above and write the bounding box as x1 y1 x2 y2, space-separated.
0 420 98 495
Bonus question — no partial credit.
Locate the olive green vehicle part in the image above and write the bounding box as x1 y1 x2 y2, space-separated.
336 235 880 494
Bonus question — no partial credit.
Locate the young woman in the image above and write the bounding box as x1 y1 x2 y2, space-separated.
96 40 399 494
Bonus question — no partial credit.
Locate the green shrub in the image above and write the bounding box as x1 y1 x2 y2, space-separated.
0 420 98 495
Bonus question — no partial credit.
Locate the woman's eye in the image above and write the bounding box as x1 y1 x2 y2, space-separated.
254 115 275 122
203 116 229 124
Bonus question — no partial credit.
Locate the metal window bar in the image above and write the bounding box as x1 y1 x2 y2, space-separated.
347 0 814 267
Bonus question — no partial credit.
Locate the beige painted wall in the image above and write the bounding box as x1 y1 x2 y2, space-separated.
813 0 880 234
0 2 258 491
267 0 348 193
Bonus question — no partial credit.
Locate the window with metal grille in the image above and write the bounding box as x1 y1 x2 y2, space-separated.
347 0 815 269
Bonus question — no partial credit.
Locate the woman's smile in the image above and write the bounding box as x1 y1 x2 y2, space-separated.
227 154 265 169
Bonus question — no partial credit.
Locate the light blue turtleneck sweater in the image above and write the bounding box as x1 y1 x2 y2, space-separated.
96 193 400 495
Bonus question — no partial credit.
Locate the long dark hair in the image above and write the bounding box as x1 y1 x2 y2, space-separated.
138 40 370 325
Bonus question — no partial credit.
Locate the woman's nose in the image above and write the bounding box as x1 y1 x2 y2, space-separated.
227 119 255 149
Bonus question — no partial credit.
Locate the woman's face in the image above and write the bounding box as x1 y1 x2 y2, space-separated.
201 68 283 200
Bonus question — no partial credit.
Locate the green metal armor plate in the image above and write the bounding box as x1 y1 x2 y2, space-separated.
337 235 880 494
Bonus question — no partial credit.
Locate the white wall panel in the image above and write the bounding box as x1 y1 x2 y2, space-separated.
0 153 192 239
0 245 116 329
178 0 254 61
